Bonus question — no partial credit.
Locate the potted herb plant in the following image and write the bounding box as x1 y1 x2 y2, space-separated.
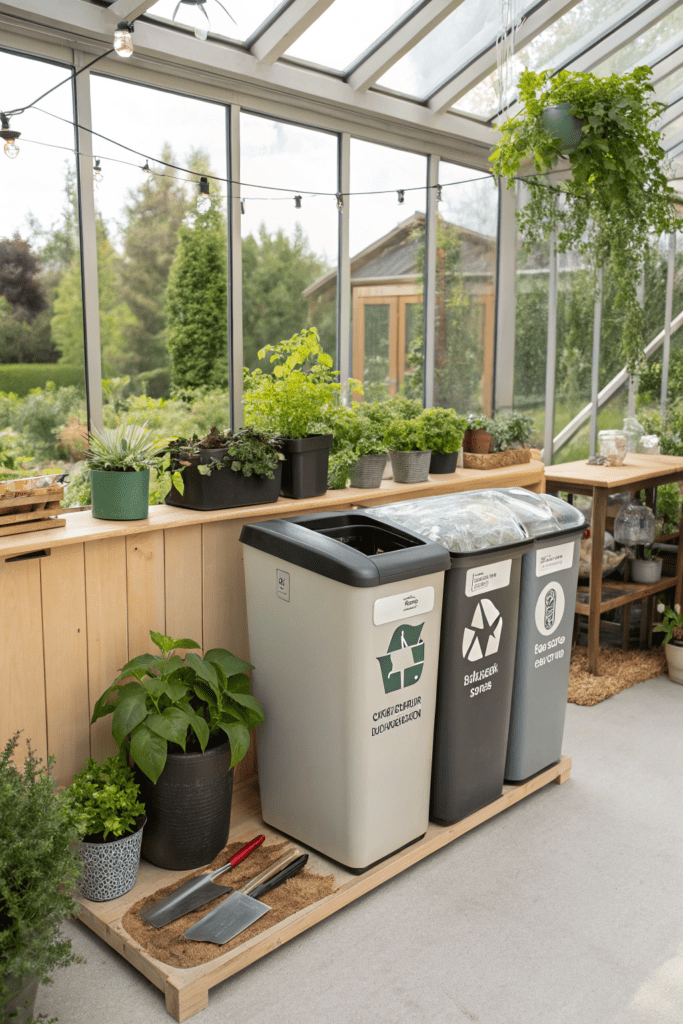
321 406 387 490
64 754 146 902
630 545 663 584
463 413 494 454
243 327 361 499
164 426 284 511
91 630 265 870
384 418 431 483
1 734 81 1024
418 407 468 474
84 422 167 521
654 602 683 683
490 67 679 374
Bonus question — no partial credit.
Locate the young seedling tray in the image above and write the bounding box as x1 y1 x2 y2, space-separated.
74 755 571 1022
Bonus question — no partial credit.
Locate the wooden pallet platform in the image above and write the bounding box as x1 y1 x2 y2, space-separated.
74 755 571 1022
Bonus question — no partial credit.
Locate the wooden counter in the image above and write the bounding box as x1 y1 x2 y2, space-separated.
1 461 544 787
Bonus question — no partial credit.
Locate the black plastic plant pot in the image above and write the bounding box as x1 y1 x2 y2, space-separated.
136 739 234 870
429 451 458 474
279 434 333 499
165 447 282 511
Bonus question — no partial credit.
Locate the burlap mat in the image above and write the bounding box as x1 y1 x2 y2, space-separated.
122 840 336 968
568 646 667 706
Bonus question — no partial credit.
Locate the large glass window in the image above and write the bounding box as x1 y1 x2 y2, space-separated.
145 0 286 43
239 113 338 369
286 0 419 72
0 50 87 487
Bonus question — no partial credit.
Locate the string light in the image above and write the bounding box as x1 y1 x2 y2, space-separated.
171 0 236 42
436 185 443 202
336 193 344 210
196 175 211 212
142 160 151 173
0 113 20 159
113 22 134 58
397 189 405 204
294 195 302 208
93 158 103 183
241 199 246 214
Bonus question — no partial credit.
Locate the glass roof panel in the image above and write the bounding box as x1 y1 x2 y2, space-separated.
377 0 539 100
144 0 286 44
592 6 683 78
285 0 421 73
658 67 683 100
454 0 646 119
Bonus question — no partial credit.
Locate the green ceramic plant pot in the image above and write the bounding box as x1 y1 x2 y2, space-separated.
540 103 585 151
90 469 150 520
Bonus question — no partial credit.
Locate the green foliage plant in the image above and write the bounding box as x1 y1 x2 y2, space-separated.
466 412 494 432
0 734 81 1013
656 483 682 535
164 426 284 495
65 754 145 842
384 417 428 453
417 407 467 454
490 410 535 451
243 328 361 438
0 364 83 397
91 630 265 784
84 422 168 473
654 601 683 646
490 67 679 373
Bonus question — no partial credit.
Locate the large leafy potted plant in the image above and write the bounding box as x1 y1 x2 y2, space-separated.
84 422 167 521
654 602 683 683
463 413 494 454
164 426 284 511
490 67 678 373
244 327 361 498
91 631 264 870
418 407 468 474
64 754 146 902
384 418 430 483
1 734 81 1024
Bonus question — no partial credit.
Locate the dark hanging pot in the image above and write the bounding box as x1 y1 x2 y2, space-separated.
540 103 585 152
165 447 282 511
429 451 458 474
136 738 234 870
279 434 333 499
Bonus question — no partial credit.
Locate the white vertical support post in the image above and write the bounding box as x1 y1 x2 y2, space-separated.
589 268 603 458
423 155 438 409
337 132 351 399
629 268 645 417
661 232 676 423
227 104 244 430
542 232 558 464
493 179 517 412
73 52 103 430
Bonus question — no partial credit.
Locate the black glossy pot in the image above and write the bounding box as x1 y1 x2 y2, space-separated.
279 434 333 499
136 739 234 870
429 451 458 474
165 448 282 511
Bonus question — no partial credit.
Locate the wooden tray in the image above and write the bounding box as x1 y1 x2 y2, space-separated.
74 755 572 1022
0 485 66 537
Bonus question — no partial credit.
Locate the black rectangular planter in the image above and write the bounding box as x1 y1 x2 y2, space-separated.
166 450 282 511
279 434 333 499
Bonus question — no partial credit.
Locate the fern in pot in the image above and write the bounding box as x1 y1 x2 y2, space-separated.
84 422 166 521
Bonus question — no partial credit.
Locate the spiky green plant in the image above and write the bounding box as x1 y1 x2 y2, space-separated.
84 422 168 472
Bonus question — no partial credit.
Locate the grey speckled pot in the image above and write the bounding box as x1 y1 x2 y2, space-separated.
349 453 387 488
79 816 145 902
388 449 432 484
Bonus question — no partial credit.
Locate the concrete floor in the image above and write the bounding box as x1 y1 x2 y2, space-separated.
37 674 683 1024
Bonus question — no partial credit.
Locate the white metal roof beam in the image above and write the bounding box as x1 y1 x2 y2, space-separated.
427 0 581 115
658 89 683 130
348 0 465 95
566 0 682 73
108 0 158 20
651 34 683 89
250 0 334 65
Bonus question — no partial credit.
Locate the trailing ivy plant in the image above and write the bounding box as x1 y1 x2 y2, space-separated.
163 426 284 494
91 631 265 783
490 67 679 373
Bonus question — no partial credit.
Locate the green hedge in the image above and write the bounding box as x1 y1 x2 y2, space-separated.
0 364 85 397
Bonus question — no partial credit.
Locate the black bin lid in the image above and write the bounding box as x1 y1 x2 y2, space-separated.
240 512 451 588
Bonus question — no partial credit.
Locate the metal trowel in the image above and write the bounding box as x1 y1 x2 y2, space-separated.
183 848 308 945
140 835 265 928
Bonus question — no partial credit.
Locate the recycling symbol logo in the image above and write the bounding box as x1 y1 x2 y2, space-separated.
462 599 502 662
377 623 425 694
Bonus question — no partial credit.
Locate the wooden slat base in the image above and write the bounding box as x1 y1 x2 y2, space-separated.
0 517 66 538
75 756 571 1022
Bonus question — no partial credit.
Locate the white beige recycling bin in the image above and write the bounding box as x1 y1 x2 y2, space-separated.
240 511 451 873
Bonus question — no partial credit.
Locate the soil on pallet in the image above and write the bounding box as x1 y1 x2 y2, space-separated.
568 645 667 706
122 840 337 968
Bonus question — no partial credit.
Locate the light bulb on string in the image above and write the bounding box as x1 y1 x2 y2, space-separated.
113 21 134 58
196 175 211 213
142 160 151 174
240 199 246 214
0 113 20 160
397 190 405 204
436 185 443 203
171 0 236 41
336 193 344 210
93 158 103 184
294 195 302 208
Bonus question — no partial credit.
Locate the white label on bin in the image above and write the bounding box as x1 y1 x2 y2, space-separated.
536 541 574 578
534 581 565 635
465 559 511 598
276 568 290 602
373 587 434 626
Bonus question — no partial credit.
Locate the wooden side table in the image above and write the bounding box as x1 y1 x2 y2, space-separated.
545 454 683 674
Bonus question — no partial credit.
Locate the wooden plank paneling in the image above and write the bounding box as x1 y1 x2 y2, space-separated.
41 545 90 786
85 537 128 762
0 555 47 766
164 525 203 652
126 531 165 657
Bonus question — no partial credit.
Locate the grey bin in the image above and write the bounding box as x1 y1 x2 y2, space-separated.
367 495 533 825
239 511 451 873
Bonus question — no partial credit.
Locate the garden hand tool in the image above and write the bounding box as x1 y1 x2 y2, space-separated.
140 835 265 927
183 848 308 945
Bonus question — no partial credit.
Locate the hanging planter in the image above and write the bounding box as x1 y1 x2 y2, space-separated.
540 103 585 152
